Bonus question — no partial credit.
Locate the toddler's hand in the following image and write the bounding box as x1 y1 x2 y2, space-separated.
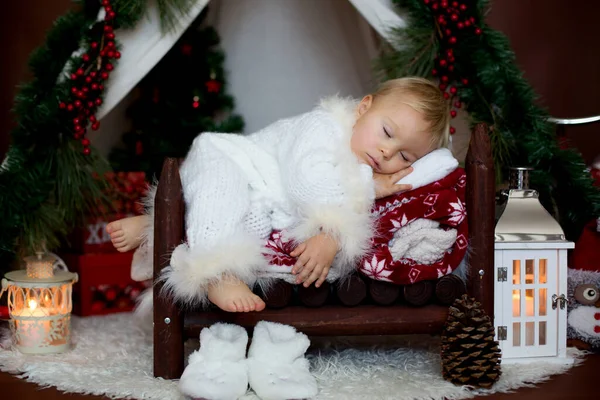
290 233 338 288
373 166 413 199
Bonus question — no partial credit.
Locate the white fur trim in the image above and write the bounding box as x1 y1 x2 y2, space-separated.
247 321 318 400
159 232 268 308
180 323 249 400
389 219 457 264
567 305 600 340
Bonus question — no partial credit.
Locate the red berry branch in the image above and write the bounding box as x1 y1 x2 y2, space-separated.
424 0 481 135
59 0 121 155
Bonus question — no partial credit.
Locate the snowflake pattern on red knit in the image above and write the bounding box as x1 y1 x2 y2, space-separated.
263 168 468 285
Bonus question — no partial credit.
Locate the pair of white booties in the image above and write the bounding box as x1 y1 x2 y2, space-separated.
179 321 318 400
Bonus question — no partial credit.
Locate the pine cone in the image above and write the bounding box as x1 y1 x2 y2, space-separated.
441 294 502 389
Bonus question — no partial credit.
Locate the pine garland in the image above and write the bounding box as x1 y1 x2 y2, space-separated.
378 0 600 240
0 0 193 273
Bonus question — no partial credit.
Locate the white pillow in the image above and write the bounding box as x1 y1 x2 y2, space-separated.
396 148 458 190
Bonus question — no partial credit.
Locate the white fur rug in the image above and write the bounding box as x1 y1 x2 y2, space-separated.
0 313 585 400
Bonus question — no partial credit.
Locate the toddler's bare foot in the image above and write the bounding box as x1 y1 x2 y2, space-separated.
105 215 149 252
207 275 266 313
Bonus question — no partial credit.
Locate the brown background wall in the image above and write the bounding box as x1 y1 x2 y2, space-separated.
1 0 599 162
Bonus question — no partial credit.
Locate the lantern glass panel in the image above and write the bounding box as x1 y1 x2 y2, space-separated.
513 260 521 284
525 259 534 284
539 288 547 316
513 322 521 347
526 322 535 346
512 289 521 317
539 321 547 345
525 289 535 317
539 259 547 284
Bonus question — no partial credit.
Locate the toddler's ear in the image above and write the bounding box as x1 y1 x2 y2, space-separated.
357 95 373 116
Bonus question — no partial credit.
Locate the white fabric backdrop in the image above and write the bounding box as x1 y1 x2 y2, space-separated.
90 0 407 154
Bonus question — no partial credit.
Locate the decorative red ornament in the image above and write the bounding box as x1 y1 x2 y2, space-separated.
448 65 455 72
450 110 457 118
82 54 90 62
135 140 144 156
87 101 94 108
432 68 438 76
441 75 449 82
457 22 464 29
105 63 114 71
77 90 85 98
454 101 462 108
441 1 448 8
90 71 97 78
439 83 447 91
74 125 83 133
106 41 115 48
443 92 450 99
450 127 456 134
460 4 467 11
105 6 113 13
73 117 81 125
448 36 457 45
452 1 458 7
108 11 116 20
446 49 453 57
450 86 457 94
81 138 90 147
107 50 115 58
104 25 113 33
470 17 475 23
82 87 89 93
71 87 78 94
59 102 66 109
101 0 110 6
70 73 78 81
461 78 469 85
99 84 104 90
91 42 98 49
192 101 200 109
106 33 115 40
424 0 430 5
85 76 92 84
451 14 459 22
114 51 121 59
205 79 221 93
445 29 451 36
464 20 472 27
92 121 101 130
76 68 84 76
181 44 193 55
439 59 448 67
432 3 438 10
83 147 91 156
101 72 109 80
95 98 103 106
74 100 82 108
90 115 97 123
91 83 99 90
67 104 74 111
475 27 482 35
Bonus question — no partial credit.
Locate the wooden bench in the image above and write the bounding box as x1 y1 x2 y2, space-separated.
152 123 495 379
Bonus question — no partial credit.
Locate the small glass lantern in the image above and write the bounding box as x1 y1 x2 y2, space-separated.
0 252 78 354
494 167 574 363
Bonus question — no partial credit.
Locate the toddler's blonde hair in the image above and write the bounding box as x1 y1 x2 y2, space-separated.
372 77 450 149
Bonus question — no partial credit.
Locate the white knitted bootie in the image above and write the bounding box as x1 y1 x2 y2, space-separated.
247 321 318 400
179 323 249 400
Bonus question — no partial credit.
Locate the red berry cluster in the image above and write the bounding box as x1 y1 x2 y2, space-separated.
424 0 481 135
58 0 120 155
90 282 147 314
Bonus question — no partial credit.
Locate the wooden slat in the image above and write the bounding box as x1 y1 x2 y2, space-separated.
465 124 496 318
184 304 449 337
153 158 185 379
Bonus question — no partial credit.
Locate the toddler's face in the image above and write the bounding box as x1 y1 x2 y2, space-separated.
351 95 434 174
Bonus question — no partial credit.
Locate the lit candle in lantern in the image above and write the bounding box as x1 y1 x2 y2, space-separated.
1 252 77 354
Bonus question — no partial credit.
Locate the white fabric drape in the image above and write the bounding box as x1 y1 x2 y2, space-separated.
92 0 406 150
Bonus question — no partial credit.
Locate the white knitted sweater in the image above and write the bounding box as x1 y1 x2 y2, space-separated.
155 96 376 307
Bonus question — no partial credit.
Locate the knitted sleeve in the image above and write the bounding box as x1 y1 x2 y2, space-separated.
280 111 376 276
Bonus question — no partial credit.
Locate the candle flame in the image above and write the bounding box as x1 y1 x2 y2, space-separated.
28 299 38 310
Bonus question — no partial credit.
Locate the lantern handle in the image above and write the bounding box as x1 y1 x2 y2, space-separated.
48 252 69 273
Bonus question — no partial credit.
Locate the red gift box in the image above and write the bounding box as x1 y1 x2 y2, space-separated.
61 252 149 316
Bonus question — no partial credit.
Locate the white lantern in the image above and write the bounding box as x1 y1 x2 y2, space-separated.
0 252 78 354
494 168 574 363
